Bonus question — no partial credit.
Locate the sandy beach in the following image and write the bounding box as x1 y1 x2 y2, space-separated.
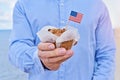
114 28 120 80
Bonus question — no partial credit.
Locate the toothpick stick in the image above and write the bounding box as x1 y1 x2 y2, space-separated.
65 20 70 29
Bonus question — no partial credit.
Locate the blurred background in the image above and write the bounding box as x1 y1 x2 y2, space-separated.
0 0 120 80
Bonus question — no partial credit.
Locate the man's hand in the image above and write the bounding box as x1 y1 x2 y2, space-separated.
38 42 73 70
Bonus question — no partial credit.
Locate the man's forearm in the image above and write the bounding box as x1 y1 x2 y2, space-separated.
9 41 44 73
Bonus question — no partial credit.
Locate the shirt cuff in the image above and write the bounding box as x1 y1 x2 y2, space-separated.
33 49 45 73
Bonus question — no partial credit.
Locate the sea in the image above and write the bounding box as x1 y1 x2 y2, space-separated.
0 30 27 80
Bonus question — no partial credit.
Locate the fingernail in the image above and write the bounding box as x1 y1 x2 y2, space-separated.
59 48 66 54
48 44 55 49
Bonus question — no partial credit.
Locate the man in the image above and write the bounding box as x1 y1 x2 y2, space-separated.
9 0 116 80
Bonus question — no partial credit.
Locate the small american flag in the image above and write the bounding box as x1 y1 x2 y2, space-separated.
69 11 83 23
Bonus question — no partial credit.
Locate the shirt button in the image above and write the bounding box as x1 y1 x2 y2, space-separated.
60 3 64 6
60 21 65 24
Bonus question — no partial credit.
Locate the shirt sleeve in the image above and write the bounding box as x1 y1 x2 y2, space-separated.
92 3 116 80
8 1 44 73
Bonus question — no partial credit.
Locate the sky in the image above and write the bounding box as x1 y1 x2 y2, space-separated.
0 0 17 29
0 0 120 29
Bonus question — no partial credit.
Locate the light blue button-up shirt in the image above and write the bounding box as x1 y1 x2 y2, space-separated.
9 0 116 80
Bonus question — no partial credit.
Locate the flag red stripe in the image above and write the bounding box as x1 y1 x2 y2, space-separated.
69 13 83 23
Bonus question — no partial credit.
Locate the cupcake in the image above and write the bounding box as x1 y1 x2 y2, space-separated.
48 28 74 50
37 26 80 50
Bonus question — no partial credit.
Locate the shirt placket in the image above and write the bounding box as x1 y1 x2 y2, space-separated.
58 0 65 80
59 0 66 27
58 63 65 80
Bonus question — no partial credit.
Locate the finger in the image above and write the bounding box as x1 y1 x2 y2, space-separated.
57 50 74 63
48 50 74 63
38 42 55 51
40 57 60 70
44 62 60 70
39 48 66 58
57 52 73 63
